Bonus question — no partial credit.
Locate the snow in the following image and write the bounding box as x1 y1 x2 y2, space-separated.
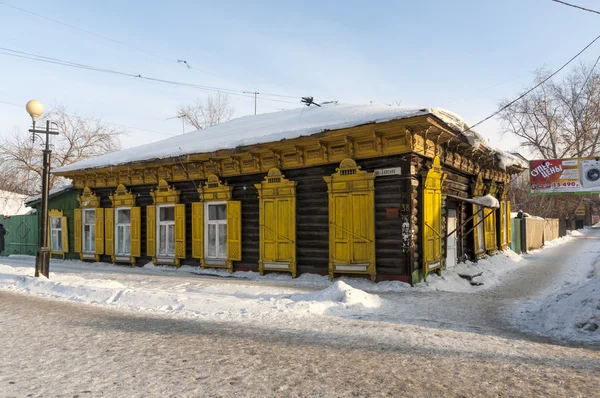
24 182 73 205
417 249 526 293
0 189 32 216
54 103 523 173
465 194 500 209
1 228 596 343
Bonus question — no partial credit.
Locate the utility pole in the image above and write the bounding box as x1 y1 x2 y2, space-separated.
167 115 185 134
244 91 259 115
26 100 59 279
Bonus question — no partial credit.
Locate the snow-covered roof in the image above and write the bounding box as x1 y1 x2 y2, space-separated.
24 183 74 205
0 190 32 216
53 103 526 173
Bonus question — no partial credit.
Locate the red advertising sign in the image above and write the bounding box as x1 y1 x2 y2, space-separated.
530 157 600 194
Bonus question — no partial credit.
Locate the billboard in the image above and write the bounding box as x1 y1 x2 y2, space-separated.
530 157 600 194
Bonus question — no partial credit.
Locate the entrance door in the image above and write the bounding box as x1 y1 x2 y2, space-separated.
446 209 457 267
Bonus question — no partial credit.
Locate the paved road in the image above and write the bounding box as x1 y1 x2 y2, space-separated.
2 231 600 397
1 289 599 397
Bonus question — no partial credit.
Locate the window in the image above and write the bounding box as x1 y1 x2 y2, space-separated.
50 216 63 252
205 202 227 259
157 205 175 257
115 208 131 256
83 209 96 253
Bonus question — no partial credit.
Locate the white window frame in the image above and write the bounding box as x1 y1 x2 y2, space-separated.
82 208 96 254
50 216 63 252
156 204 176 258
115 207 131 256
204 201 227 261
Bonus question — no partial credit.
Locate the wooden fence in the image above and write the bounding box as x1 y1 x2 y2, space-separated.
510 217 561 254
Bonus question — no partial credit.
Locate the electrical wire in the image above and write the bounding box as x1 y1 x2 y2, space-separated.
462 32 600 134
551 0 600 15
0 0 303 97
0 47 299 105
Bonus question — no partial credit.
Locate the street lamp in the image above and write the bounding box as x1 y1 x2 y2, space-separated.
26 100 58 278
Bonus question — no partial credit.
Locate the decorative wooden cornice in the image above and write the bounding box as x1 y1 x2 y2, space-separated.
198 174 232 201
109 184 136 207
254 168 297 198
150 179 181 204
77 187 101 208
423 156 447 190
58 117 518 190
472 173 485 197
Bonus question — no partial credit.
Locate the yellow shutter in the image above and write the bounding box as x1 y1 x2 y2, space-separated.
131 206 141 257
332 194 351 264
191 202 203 259
263 199 277 261
95 208 104 254
175 203 186 259
61 216 69 253
500 201 507 248
74 209 82 254
146 205 156 258
105 208 114 256
507 201 512 244
484 208 497 251
275 197 294 262
226 200 242 261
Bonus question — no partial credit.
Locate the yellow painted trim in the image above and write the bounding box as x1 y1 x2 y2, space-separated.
255 168 297 277
421 156 446 281
48 209 67 259
324 159 376 281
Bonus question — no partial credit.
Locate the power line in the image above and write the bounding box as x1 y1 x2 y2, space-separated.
0 0 304 97
463 32 600 134
0 0 221 78
551 0 600 15
0 47 299 105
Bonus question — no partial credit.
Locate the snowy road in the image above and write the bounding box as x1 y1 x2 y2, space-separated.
1 290 599 398
1 230 600 396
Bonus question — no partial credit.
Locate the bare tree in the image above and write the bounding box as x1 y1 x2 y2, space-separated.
177 92 235 130
0 106 124 194
498 63 600 159
500 63 600 221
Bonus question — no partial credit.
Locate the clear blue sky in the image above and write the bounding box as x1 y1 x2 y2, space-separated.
1 0 599 152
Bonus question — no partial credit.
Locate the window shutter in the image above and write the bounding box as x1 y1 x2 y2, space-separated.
146 205 155 258
131 206 141 257
61 216 69 253
105 208 114 256
191 202 203 259
95 208 104 255
507 201 512 244
175 204 186 259
74 209 82 254
226 201 242 261
499 201 505 248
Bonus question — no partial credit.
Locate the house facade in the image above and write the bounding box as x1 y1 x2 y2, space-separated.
53 104 525 284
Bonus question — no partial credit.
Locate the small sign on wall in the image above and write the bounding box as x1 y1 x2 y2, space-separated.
386 208 400 218
374 167 401 177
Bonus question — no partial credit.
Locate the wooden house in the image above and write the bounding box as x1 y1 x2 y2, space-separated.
52 104 526 284
24 184 79 260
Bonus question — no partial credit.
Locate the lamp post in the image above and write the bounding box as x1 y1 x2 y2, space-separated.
26 100 58 278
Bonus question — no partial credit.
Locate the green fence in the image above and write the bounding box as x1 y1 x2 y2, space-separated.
0 214 38 256
510 218 522 254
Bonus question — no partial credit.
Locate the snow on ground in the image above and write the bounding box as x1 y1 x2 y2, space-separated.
0 256 405 324
418 230 581 293
0 228 597 343
416 249 526 293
